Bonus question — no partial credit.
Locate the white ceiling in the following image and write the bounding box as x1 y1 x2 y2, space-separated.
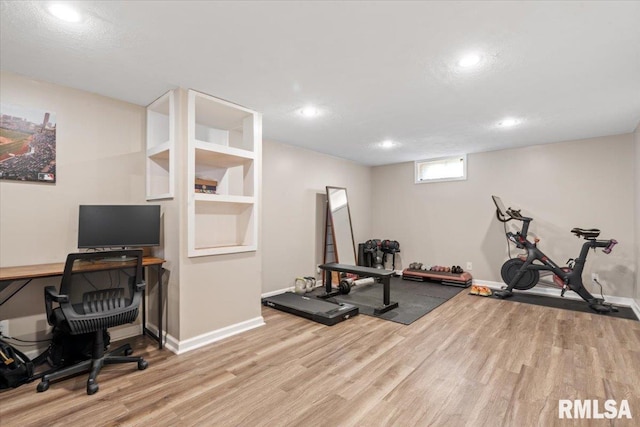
1 1 639 166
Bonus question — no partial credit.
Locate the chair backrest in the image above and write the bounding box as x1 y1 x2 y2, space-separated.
58 250 145 335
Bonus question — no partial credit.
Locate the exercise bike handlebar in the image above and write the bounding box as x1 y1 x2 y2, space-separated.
603 239 618 254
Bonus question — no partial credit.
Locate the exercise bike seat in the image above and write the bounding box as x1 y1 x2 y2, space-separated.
571 228 600 239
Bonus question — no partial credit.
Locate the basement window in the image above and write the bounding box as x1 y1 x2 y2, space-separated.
415 155 467 183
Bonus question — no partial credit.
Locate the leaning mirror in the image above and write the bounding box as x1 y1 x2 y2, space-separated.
326 186 357 266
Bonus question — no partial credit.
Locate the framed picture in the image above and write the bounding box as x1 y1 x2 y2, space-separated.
0 103 57 183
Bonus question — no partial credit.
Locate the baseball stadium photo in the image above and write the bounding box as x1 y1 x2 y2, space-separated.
0 103 56 183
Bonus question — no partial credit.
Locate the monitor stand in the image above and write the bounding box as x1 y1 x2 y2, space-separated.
97 249 136 262
100 255 136 262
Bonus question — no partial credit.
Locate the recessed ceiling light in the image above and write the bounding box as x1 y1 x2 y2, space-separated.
48 4 82 23
379 140 397 149
497 118 520 127
299 106 319 118
458 54 481 68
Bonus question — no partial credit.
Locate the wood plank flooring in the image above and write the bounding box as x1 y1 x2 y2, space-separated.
1 292 639 426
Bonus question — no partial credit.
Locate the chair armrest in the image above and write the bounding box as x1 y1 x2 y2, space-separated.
136 280 146 292
44 286 69 303
44 286 68 326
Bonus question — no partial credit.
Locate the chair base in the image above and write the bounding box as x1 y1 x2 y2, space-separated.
37 342 148 395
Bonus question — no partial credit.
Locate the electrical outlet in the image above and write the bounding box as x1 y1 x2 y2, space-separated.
0 320 8 337
466 262 473 271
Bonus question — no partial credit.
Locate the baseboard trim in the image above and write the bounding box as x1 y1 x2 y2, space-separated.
165 316 265 355
475 279 640 319
261 287 294 298
261 284 325 299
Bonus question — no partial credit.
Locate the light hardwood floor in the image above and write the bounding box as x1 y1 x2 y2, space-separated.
1 292 639 426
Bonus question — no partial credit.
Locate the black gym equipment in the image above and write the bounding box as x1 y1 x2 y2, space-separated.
262 292 358 326
318 263 398 315
359 239 401 270
491 195 619 314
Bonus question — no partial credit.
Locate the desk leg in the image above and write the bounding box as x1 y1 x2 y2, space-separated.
157 265 163 349
142 286 147 338
0 279 33 306
142 265 164 350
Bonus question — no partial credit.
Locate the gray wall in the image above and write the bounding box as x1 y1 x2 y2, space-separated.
2 70 637 353
261 139 372 293
371 134 636 298
635 123 640 303
0 71 147 348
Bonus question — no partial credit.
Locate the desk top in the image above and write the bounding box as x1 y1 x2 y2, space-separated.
0 257 165 281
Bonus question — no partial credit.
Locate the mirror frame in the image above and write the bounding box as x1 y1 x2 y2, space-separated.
325 186 357 265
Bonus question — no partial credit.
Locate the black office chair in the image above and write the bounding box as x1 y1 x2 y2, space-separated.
37 250 148 395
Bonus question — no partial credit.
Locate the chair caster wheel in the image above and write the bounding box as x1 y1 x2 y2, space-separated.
138 359 148 370
125 348 133 356
37 381 49 392
87 383 99 395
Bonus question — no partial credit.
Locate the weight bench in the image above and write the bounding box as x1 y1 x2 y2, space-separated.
318 263 399 315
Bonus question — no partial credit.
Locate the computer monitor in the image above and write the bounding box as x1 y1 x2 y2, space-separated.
78 205 161 249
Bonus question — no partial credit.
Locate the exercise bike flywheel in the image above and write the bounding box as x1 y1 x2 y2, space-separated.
500 258 539 290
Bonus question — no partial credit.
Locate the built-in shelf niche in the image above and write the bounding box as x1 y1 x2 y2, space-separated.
187 89 260 257
146 90 175 200
190 200 256 257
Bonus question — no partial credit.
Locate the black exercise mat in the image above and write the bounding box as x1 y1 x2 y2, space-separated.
312 277 464 325
499 292 638 321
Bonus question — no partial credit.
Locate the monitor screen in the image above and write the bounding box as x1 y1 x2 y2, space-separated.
78 205 161 249
491 195 508 217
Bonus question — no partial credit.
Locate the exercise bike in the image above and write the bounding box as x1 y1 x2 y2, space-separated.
491 196 618 313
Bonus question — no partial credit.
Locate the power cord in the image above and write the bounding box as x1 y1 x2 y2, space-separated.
592 276 621 312
592 277 606 301
504 220 512 259
0 335 52 346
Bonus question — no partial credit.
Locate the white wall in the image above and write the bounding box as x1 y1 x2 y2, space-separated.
261 139 372 294
0 71 146 348
371 134 636 298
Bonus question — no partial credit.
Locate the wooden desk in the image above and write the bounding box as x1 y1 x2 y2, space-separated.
0 257 166 349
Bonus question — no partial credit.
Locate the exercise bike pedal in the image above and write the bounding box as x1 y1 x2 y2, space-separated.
493 289 513 299
589 302 619 313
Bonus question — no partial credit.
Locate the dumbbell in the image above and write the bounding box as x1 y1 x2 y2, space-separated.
338 277 377 294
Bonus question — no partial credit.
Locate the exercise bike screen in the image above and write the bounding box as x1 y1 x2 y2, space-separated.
491 195 508 217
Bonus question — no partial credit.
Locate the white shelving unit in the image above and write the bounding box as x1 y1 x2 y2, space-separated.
146 90 175 200
187 89 261 257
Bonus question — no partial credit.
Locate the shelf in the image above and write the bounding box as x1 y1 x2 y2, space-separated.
193 141 254 168
147 142 171 159
194 193 254 204
189 244 258 258
146 192 173 201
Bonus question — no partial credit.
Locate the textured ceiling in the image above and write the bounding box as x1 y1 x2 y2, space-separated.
1 1 639 166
